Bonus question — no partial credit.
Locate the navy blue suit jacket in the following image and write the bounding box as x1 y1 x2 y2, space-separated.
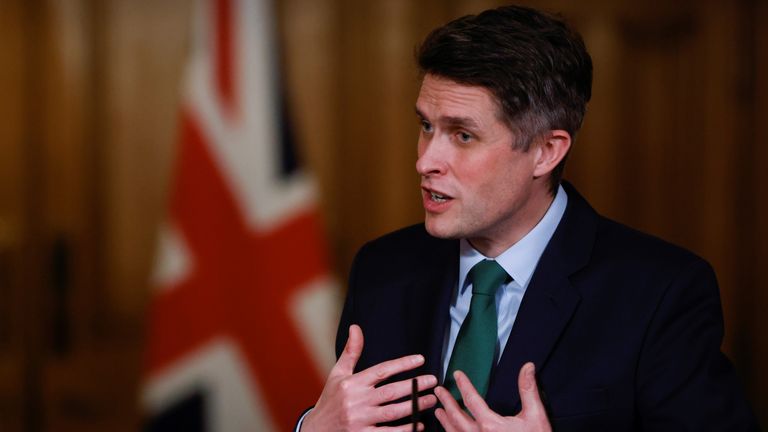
335 183 757 431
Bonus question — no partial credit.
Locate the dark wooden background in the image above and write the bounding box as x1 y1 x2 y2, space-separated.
0 0 766 430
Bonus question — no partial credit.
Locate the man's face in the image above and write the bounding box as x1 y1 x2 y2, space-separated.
416 74 546 256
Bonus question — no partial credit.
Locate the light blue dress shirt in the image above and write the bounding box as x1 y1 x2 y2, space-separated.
441 184 567 380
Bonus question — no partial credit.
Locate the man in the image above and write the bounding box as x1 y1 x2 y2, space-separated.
299 5 757 431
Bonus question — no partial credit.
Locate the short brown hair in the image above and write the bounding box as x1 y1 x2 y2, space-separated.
417 6 592 193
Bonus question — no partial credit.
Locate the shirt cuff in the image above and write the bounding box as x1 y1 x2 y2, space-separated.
295 407 312 432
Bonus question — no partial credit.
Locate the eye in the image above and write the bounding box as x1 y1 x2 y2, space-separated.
420 120 433 134
457 131 473 143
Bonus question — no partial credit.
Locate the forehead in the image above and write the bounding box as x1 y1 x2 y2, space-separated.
416 74 502 121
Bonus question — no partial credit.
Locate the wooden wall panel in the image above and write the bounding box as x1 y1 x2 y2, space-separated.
749 0 768 425
0 2 31 430
280 0 339 261
567 9 623 210
32 0 144 430
102 0 191 324
39 0 97 357
333 0 425 269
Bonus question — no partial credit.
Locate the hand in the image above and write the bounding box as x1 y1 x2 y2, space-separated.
434 362 551 432
302 324 438 431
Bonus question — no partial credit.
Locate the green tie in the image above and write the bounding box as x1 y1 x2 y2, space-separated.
444 259 509 402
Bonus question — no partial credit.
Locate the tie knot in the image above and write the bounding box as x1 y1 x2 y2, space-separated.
469 259 509 296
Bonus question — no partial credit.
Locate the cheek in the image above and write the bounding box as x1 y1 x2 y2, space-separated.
469 154 513 189
459 163 505 213
473 157 529 206
456 146 532 199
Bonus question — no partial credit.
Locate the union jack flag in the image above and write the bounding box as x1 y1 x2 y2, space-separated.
142 0 337 430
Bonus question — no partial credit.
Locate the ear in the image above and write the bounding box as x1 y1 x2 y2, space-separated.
533 129 571 178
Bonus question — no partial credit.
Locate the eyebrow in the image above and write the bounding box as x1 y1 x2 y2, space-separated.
414 107 481 130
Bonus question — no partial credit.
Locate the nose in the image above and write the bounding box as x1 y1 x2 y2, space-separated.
416 138 447 177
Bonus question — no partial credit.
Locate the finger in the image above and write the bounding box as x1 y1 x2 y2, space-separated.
434 385 474 430
358 353 425 386
372 394 437 425
518 362 547 418
454 370 493 421
373 374 438 405
333 324 364 376
434 408 459 432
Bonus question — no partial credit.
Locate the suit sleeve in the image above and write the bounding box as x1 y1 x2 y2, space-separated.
335 241 368 360
636 258 758 431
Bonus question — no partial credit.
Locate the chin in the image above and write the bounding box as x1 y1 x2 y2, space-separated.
424 217 461 239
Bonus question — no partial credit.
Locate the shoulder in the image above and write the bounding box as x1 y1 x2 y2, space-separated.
559 188 757 429
555 183 717 311
595 216 708 269
591 215 714 287
350 224 459 282
561 182 711 279
355 223 454 261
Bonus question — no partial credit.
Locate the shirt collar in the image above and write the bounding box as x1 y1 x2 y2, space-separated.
458 184 568 292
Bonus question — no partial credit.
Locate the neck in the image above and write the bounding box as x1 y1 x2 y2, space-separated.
468 187 556 258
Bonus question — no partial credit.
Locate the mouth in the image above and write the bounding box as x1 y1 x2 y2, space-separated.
422 187 454 205
429 191 449 203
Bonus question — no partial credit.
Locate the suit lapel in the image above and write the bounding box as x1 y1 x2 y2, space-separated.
422 240 459 380
486 182 597 413
486 263 581 413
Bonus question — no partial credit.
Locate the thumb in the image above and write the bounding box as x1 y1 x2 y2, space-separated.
518 362 547 418
334 324 364 376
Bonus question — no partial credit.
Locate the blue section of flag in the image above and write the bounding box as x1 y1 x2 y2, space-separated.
144 389 207 432
278 90 300 177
